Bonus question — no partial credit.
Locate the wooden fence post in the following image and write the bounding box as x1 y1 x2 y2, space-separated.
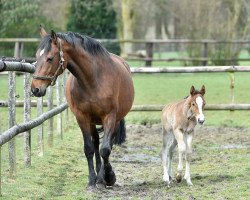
47 86 54 147
8 71 16 178
24 72 31 166
63 72 69 127
14 42 23 58
37 97 44 156
202 42 208 66
145 42 153 67
56 77 63 139
229 72 235 104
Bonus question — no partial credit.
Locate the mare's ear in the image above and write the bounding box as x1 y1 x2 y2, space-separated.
200 85 205 96
190 85 195 96
51 30 57 45
40 25 48 38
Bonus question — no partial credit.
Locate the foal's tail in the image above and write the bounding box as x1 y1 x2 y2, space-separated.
113 118 126 145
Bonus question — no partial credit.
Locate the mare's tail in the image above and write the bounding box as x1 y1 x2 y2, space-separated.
113 118 126 145
96 119 126 145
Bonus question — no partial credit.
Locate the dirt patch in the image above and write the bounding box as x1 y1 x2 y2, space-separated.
94 125 250 199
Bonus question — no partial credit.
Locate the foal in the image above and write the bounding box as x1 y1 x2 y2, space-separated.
161 85 206 186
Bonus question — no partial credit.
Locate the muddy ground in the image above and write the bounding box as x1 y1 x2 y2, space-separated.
93 124 250 199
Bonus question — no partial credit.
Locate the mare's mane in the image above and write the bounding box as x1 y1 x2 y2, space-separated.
39 32 110 57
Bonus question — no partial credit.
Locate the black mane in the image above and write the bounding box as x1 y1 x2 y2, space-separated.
39 32 109 57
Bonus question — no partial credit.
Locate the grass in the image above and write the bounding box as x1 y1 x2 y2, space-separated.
0 50 250 198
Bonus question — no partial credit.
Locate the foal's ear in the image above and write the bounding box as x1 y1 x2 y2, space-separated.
200 85 205 96
40 25 48 38
190 85 195 96
51 30 57 45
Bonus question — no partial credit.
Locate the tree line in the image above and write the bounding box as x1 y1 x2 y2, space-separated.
0 0 249 65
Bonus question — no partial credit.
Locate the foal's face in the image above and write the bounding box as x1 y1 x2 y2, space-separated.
31 28 65 97
189 86 206 124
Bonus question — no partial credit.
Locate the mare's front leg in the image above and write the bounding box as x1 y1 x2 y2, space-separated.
76 116 96 189
184 132 193 186
96 113 117 188
174 129 186 183
91 126 101 174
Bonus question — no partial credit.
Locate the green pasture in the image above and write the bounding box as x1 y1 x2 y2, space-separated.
0 55 250 198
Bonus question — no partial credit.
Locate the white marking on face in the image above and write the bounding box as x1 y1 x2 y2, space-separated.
196 96 205 122
39 48 45 57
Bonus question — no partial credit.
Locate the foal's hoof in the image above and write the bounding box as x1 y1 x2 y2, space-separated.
176 174 182 183
186 181 193 186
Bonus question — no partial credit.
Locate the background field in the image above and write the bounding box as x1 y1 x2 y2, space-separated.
0 57 250 199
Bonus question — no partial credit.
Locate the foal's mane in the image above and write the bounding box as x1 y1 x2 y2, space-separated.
183 90 202 99
39 32 110 57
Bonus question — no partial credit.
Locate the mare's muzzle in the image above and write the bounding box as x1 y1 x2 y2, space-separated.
31 87 47 97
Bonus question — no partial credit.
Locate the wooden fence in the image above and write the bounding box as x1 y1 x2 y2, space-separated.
0 61 68 196
1 60 250 196
1 38 250 67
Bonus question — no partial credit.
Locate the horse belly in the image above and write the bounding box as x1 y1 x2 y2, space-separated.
116 77 134 120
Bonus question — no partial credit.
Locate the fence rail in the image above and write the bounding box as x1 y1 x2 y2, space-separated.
131 104 250 111
1 38 250 67
0 103 68 146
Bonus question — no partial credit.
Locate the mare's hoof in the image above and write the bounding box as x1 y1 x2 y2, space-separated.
87 185 96 191
96 182 106 189
105 170 116 186
176 174 182 183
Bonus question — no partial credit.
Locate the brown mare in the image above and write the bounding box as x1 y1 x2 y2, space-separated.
31 27 134 189
161 85 205 187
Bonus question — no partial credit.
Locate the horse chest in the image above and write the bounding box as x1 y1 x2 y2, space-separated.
184 121 196 133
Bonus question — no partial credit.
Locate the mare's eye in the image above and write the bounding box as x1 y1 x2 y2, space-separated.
47 57 54 63
192 102 195 106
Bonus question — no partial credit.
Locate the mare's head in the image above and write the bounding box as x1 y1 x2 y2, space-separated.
187 85 206 125
31 26 67 97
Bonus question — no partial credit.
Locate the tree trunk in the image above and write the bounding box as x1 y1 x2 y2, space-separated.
121 0 136 56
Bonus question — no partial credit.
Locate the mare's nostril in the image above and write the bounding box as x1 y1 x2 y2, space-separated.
31 87 40 95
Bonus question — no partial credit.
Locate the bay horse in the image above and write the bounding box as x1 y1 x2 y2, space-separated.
31 26 134 189
161 85 205 187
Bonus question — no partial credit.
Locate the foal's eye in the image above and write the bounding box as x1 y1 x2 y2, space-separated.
192 102 195 106
47 57 54 63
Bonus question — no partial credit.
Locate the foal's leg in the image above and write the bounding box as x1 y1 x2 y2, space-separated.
96 114 117 188
162 127 171 186
184 132 193 186
77 118 96 188
174 129 186 183
168 134 177 180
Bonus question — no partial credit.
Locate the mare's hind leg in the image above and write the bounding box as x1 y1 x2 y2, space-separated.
77 117 96 189
96 114 117 188
173 129 186 183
